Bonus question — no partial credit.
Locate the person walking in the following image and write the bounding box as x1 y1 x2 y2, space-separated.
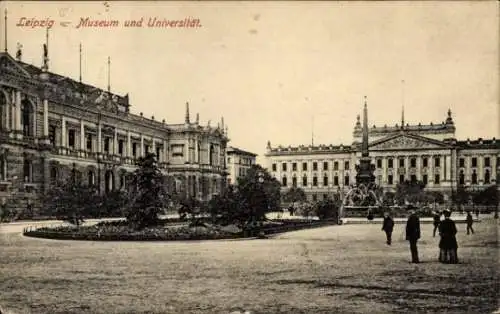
382 212 395 245
405 209 421 263
466 211 474 235
439 209 459 264
432 211 441 237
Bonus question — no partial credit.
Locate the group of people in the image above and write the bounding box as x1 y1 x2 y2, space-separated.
381 209 475 264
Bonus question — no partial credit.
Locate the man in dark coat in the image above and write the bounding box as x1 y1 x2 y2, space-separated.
405 210 421 263
432 211 441 237
466 211 474 235
382 212 395 245
439 209 458 263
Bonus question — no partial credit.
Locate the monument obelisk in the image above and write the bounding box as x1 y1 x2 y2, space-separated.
355 96 376 185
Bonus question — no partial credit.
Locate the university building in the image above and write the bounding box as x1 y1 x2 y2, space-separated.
226 146 257 185
0 49 229 215
265 104 500 202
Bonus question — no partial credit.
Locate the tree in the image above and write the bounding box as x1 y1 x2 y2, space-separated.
314 199 340 220
236 165 281 224
395 180 426 205
42 174 97 226
208 185 241 225
283 187 307 209
474 185 499 206
125 153 169 228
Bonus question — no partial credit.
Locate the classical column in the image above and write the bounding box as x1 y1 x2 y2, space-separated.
185 138 190 163
445 154 452 181
97 121 102 154
163 140 168 164
4 96 9 131
152 137 156 158
113 128 118 155
140 135 144 156
416 156 421 181
195 138 199 164
43 99 49 138
61 117 66 148
15 91 21 135
80 120 85 153
127 131 131 158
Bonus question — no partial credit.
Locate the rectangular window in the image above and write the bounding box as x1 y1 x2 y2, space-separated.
388 175 393 185
323 176 328 186
313 162 318 171
313 176 318 186
86 134 92 151
156 147 161 160
388 159 393 168
104 138 110 152
282 177 287 186
377 159 382 168
292 163 297 171
410 174 417 182
171 144 184 157
423 158 428 168
323 194 328 200
68 129 75 148
344 175 349 186
472 157 477 168
423 174 428 185
302 162 307 171
334 161 339 170
323 162 328 171
49 125 56 147
282 163 287 171
459 158 465 168
132 143 137 157
435 174 440 184
399 158 405 168
410 158 416 168
292 177 297 187
399 174 405 183
118 140 124 155
302 176 307 186
272 163 277 172
145 145 150 155
334 176 339 186
435 157 441 167
344 161 350 170
484 157 490 167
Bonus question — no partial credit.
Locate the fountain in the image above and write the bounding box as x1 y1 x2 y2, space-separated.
340 97 383 222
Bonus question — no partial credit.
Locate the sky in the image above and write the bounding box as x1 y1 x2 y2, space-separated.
1 1 498 164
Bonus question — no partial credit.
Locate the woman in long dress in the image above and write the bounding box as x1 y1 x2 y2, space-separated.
438 209 458 264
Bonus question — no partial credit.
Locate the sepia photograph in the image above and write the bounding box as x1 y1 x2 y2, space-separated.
0 1 498 313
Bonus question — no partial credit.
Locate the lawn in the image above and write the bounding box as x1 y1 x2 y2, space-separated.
0 218 498 314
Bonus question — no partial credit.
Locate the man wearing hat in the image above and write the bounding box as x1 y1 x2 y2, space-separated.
438 209 458 263
405 209 421 263
432 210 441 237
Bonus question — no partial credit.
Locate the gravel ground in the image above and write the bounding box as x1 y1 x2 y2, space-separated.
0 218 498 314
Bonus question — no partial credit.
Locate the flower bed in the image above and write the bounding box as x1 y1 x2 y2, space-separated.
23 224 242 241
22 219 339 241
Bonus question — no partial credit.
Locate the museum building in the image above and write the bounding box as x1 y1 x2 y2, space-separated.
0 49 229 215
265 103 500 202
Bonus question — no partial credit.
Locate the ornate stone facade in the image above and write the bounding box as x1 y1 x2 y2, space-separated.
265 107 500 202
0 52 229 215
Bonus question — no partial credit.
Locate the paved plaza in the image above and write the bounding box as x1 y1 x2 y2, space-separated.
0 218 498 314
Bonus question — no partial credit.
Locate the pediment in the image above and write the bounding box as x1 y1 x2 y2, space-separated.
370 133 447 150
0 53 32 78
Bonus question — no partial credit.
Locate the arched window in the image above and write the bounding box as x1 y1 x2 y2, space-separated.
292 176 297 187
484 169 490 184
50 167 58 184
209 144 214 165
0 91 8 130
21 99 33 137
23 158 32 182
282 176 287 187
0 154 6 181
459 170 465 185
88 171 95 186
197 142 201 163
323 175 328 186
105 170 114 193
471 170 477 184
302 175 307 187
